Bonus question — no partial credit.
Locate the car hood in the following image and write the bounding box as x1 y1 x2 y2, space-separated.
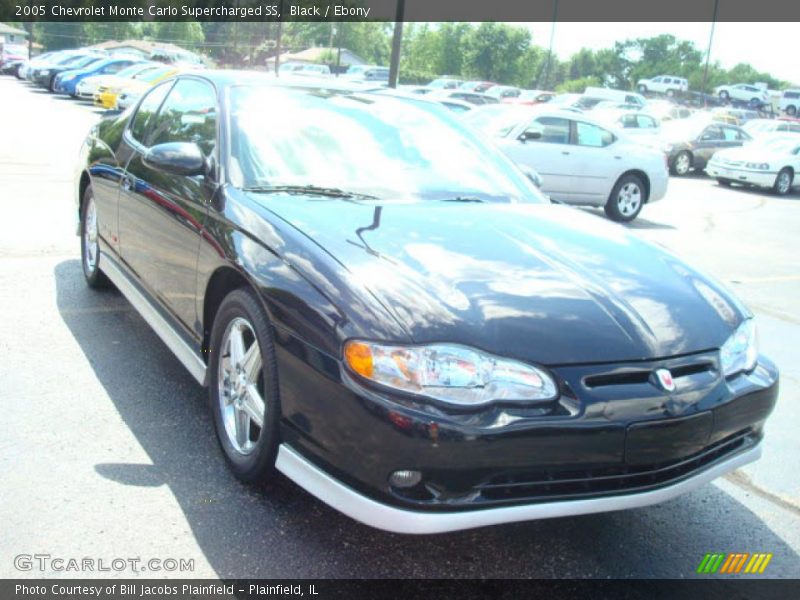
253 196 747 365
714 145 788 163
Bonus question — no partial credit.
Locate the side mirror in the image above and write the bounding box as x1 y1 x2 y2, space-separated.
143 142 205 177
521 166 544 189
518 129 542 143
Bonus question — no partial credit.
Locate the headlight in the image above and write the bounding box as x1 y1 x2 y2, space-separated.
745 162 770 170
720 319 758 378
344 341 558 407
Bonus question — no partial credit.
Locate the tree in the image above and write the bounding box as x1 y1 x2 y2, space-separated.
461 23 534 86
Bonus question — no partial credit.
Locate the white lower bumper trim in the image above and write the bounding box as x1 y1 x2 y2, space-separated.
275 441 761 534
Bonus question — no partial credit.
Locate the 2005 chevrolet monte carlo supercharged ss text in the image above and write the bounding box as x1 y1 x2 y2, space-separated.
74 72 778 534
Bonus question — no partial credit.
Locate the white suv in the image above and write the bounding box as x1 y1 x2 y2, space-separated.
780 89 800 116
636 75 688 96
715 83 769 105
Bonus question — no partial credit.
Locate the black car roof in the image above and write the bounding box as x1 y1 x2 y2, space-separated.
177 69 369 93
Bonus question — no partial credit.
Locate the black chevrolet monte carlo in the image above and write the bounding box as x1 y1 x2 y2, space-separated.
75 71 778 534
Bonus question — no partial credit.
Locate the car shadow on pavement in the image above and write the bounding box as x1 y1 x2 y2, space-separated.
579 208 676 230
712 181 800 201
54 259 800 578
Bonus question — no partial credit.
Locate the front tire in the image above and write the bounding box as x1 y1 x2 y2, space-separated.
80 187 110 289
671 151 692 176
719 90 729 101
773 168 793 196
717 178 732 187
605 174 646 222
209 288 280 483
638 84 647 94
786 105 797 116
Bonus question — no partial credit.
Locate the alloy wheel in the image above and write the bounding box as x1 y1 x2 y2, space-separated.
776 171 792 195
217 317 265 455
617 182 642 217
83 197 98 273
675 153 691 175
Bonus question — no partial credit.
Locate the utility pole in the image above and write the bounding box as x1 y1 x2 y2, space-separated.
542 0 559 89
701 0 720 107
275 0 283 75
388 0 405 88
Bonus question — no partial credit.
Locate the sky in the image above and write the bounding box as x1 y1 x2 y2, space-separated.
522 22 798 84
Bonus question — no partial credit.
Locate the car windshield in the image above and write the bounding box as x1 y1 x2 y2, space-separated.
662 117 708 140
758 137 800 153
229 86 545 204
138 66 173 83
114 63 149 78
69 55 103 69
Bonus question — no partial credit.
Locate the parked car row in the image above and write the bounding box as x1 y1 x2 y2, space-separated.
9 46 188 110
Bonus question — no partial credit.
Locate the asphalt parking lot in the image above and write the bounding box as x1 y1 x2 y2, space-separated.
1 76 799 579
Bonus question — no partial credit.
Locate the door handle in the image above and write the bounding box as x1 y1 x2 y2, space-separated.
614 156 622 159
561 151 570 155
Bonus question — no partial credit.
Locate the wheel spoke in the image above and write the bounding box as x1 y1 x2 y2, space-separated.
242 384 265 428
229 324 245 365
234 407 251 448
241 342 262 384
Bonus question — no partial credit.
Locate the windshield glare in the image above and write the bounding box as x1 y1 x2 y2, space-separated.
229 87 545 204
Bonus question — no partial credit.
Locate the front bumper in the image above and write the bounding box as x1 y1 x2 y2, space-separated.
276 437 762 534
707 162 777 188
274 336 778 532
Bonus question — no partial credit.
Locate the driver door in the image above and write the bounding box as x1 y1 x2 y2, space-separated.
118 78 219 338
500 116 576 201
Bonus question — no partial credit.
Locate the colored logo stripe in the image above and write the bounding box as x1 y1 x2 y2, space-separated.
698 553 772 574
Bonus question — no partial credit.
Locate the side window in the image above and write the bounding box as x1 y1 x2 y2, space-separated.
575 121 615 147
636 115 657 129
621 114 638 128
663 77 672 84
721 127 740 141
148 79 218 157
652 77 662 83
129 82 173 145
700 126 723 141
531 117 570 144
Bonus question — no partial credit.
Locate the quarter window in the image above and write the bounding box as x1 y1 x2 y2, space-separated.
575 121 615 147
148 79 218 156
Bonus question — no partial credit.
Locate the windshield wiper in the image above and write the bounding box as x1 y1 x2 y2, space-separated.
242 184 379 201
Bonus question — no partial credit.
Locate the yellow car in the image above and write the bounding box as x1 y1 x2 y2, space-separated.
94 64 179 109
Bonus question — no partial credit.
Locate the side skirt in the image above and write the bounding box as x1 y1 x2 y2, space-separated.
99 251 208 386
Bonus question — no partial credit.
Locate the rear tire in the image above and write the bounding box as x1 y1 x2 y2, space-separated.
773 168 793 196
787 105 797 116
80 187 111 289
716 178 732 187
209 288 281 483
605 174 646 222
